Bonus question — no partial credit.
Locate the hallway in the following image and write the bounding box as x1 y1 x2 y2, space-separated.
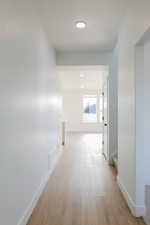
27 133 145 225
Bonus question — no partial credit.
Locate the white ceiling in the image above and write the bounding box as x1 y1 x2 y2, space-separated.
58 66 108 91
36 0 126 52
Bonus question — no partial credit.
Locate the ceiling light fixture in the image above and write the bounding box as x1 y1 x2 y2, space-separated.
80 73 85 78
75 21 86 29
80 85 85 89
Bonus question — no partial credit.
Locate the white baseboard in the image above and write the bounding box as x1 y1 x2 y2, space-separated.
117 176 145 217
17 149 62 225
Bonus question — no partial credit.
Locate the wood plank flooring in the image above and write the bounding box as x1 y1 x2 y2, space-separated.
27 133 145 225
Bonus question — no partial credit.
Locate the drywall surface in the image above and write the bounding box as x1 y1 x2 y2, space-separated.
56 51 112 66
0 2 61 225
62 90 102 132
109 44 118 161
144 186 150 225
118 0 150 215
144 40 150 186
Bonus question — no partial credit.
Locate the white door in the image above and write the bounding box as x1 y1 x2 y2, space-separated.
102 80 108 159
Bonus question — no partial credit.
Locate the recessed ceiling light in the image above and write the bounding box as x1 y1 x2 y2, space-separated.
76 21 86 29
80 85 85 89
80 73 85 78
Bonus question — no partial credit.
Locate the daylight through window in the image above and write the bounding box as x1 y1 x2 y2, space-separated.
83 95 97 123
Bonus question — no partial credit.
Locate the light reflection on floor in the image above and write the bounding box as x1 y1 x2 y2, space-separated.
71 133 103 169
82 133 102 155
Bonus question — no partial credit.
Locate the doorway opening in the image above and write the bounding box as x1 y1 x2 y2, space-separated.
57 65 109 156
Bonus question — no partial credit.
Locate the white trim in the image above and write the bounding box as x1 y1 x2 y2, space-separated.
117 176 145 217
17 149 62 225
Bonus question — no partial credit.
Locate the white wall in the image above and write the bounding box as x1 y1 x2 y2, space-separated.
135 38 150 222
56 51 112 66
0 2 61 225
135 44 145 215
62 90 102 132
117 0 150 216
144 40 150 186
136 37 150 191
109 44 118 160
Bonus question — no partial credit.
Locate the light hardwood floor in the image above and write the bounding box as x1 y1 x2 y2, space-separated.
27 133 145 225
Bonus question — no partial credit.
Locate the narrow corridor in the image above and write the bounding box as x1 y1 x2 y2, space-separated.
27 133 145 225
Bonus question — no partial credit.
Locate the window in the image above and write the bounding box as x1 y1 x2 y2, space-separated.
82 94 103 123
83 95 97 123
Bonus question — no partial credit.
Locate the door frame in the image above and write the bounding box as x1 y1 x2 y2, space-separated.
102 76 109 161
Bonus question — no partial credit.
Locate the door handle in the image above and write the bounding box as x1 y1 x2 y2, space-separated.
104 123 107 126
